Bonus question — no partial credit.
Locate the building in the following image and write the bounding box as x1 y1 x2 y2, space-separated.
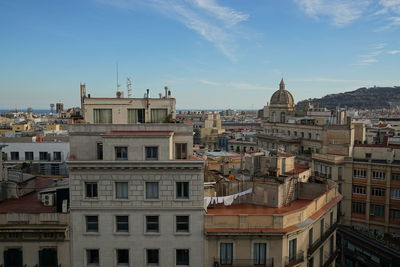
80 84 176 124
257 80 353 163
201 112 225 150
337 143 400 266
204 153 341 267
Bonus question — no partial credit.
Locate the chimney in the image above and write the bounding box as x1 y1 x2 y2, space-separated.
164 86 168 98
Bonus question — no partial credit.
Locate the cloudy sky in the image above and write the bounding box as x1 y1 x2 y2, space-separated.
1 0 399 109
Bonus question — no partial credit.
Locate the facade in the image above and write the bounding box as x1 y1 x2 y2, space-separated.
80 84 176 124
201 113 225 150
204 175 341 267
68 123 204 267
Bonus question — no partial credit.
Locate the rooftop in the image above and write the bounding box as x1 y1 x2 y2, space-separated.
103 131 174 136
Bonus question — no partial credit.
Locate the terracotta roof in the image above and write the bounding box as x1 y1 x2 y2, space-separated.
205 225 298 234
104 131 173 136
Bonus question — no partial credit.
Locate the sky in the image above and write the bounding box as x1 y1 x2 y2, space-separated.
0 0 400 110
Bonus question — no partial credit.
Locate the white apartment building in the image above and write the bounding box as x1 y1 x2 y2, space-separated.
68 123 204 267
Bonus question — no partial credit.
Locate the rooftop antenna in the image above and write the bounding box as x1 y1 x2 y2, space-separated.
126 77 133 98
116 62 121 92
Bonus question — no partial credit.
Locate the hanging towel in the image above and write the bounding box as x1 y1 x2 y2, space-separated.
217 197 224 204
204 197 212 209
223 195 235 206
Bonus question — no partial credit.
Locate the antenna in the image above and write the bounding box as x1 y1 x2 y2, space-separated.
116 62 121 92
126 77 133 98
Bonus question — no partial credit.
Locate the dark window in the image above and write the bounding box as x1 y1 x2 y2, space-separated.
151 108 168 123
308 228 313 248
51 164 60 175
25 151 34 161
253 243 266 265
115 147 128 160
85 182 98 198
320 218 325 236
53 151 61 161
393 173 400 181
39 152 49 161
93 109 112 123
371 187 385 197
146 182 159 199
10 151 19 160
146 216 159 232
372 171 385 180
127 108 145 123
352 186 366 194
96 143 103 160
176 249 189 265
176 182 189 199
289 238 297 260
308 256 314 267
147 249 159 265
175 143 187 159
86 249 99 265
353 169 366 178
176 216 189 232
366 153 372 158
389 209 400 220
86 216 99 232
145 146 158 160
116 216 129 232
352 202 365 214
117 249 129 265
220 243 233 265
4 248 22 267
370 204 384 218
115 182 128 199
39 248 58 267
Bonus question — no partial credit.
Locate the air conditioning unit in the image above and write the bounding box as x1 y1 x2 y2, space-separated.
42 193 54 206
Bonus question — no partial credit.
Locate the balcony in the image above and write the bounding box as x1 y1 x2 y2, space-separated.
213 259 274 267
308 222 337 256
284 251 304 267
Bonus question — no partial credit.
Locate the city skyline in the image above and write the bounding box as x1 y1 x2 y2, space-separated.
1 0 400 109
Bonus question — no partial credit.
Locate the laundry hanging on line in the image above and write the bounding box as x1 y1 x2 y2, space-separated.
203 187 253 209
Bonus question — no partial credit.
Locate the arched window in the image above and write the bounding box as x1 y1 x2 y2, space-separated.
271 112 276 122
280 112 285 123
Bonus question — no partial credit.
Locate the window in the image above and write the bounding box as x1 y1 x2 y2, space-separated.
371 187 385 197
4 248 22 267
115 182 128 199
370 204 384 218
147 249 159 265
96 143 103 160
146 216 159 232
308 228 313 248
389 209 400 220
353 186 366 194
366 153 372 158
116 216 129 232
39 248 58 267
86 216 99 232
253 243 266 265
146 182 159 199
280 112 286 123
308 257 314 267
320 218 325 236
330 211 334 226
294 131 297 136
93 109 112 123
353 169 366 178
319 246 324 265
85 182 98 198
391 189 400 200
127 108 145 123
392 173 400 181
176 216 189 232
151 108 168 123
352 202 365 214
301 132 305 138
176 249 189 266
115 147 128 160
372 171 386 180
220 243 233 265
86 249 99 266
10 151 19 160
288 238 297 261
175 143 187 159
39 152 49 161
117 249 129 266
53 151 61 161
176 182 189 199
145 146 158 160
25 151 34 161
308 133 312 139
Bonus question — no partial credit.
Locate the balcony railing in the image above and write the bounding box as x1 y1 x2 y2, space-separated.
308 222 337 256
284 251 304 267
213 258 274 267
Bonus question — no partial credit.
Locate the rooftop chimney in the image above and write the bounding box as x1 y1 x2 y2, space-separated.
164 86 168 98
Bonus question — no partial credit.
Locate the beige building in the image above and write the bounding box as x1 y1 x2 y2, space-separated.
204 177 341 267
201 112 225 150
80 84 176 124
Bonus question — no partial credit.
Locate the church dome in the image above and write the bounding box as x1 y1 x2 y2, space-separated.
270 79 294 106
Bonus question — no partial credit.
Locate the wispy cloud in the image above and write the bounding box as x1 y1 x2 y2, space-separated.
94 0 248 60
294 0 400 29
388 49 400 54
354 43 386 66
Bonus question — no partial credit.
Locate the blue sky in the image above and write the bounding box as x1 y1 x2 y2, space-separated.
1 0 400 109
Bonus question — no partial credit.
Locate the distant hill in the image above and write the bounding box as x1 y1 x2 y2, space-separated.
297 86 400 110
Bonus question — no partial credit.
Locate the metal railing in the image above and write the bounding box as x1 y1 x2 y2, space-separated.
308 222 337 256
284 251 304 267
212 258 274 267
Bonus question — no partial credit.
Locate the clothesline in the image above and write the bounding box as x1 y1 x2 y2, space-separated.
204 187 253 209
